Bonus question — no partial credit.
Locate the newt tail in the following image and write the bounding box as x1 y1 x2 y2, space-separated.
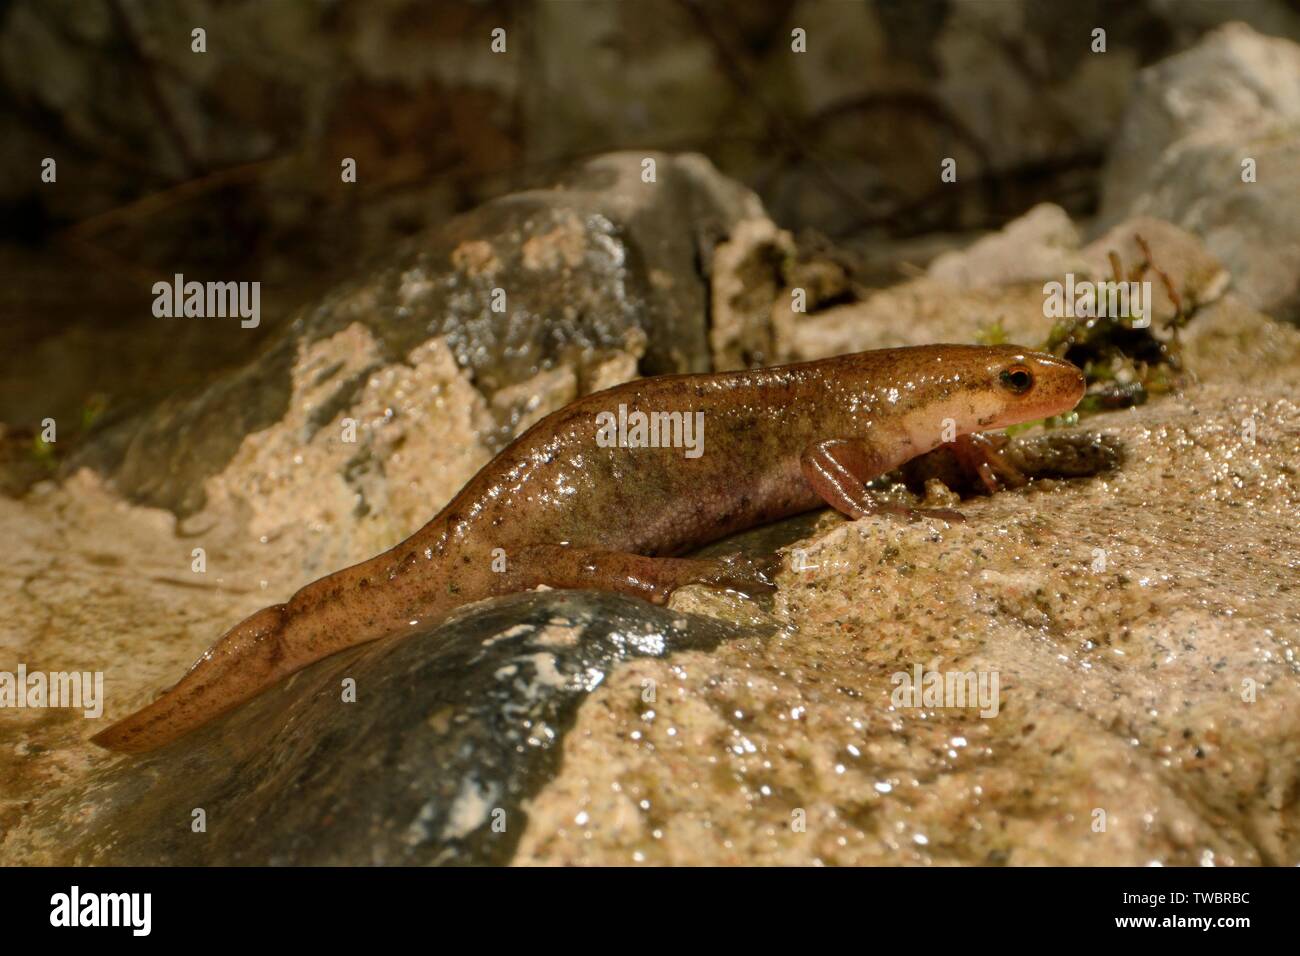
91 344 1085 753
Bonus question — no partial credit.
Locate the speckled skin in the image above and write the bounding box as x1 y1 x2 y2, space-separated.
92 344 1085 753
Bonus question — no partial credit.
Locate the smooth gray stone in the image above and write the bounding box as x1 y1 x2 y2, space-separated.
47 590 762 865
71 152 761 515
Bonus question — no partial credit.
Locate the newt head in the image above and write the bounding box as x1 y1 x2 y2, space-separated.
978 347 1087 430
884 344 1087 447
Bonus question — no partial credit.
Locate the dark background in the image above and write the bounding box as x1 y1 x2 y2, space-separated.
2 0 1298 430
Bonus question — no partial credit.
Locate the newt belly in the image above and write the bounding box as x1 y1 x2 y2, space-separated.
91 344 1085 753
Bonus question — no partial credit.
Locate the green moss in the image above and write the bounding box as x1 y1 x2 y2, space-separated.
1032 244 1203 427
976 318 1009 346
30 433 57 471
25 393 110 470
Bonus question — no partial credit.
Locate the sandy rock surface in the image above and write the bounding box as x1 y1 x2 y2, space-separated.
515 378 1300 865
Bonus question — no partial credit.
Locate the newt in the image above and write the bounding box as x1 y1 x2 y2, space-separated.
91 344 1086 753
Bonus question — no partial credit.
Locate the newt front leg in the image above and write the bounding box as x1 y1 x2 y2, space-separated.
801 438 966 522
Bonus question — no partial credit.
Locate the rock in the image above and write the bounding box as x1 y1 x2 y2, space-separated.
514 382 1300 867
927 203 1090 288
71 152 764 516
8 591 763 865
778 206 1232 362
709 218 795 370
1099 23 1300 322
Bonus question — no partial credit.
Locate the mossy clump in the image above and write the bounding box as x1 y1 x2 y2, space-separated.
1038 235 1201 424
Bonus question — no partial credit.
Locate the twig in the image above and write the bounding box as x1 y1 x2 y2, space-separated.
106 0 204 177
63 158 277 240
1133 232 1184 325
676 0 883 226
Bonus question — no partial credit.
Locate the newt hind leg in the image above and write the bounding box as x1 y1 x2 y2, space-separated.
503 544 778 605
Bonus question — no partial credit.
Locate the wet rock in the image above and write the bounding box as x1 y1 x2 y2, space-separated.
71 152 764 516
515 386 1300 866
1099 23 1300 323
13 591 762 865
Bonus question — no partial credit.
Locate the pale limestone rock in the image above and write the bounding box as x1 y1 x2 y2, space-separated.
928 203 1089 289
1099 23 1300 321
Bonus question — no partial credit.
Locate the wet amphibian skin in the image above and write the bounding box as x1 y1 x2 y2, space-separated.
92 344 1086 753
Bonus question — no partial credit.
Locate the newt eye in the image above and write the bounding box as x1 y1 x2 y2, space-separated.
999 365 1034 395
